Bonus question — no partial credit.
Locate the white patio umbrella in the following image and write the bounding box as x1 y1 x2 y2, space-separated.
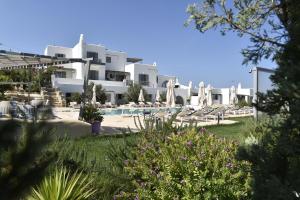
138 89 145 102
198 81 206 108
0 101 12 115
230 85 238 105
187 81 193 98
166 79 176 107
206 84 213 106
155 90 161 102
92 84 97 105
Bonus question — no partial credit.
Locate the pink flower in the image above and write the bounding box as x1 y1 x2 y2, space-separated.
186 140 193 148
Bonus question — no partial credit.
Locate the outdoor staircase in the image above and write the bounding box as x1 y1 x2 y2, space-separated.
41 87 66 107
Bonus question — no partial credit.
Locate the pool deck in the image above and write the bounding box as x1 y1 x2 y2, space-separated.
0 107 252 138
51 108 246 135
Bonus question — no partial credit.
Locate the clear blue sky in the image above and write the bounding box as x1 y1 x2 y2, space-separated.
0 0 275 88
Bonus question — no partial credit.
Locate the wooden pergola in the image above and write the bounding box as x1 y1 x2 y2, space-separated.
0 50 92 119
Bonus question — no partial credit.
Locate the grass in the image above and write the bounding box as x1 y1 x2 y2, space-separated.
63 117 252 158
61 117 252 167
54 116 252 199
57 133 139 170
205 116 253 142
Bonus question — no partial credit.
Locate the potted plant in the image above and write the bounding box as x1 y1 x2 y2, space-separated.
91 111 103 135
82 104 104 135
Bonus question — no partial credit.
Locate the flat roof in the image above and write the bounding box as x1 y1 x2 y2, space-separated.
127 57 143 63
0 50 86 69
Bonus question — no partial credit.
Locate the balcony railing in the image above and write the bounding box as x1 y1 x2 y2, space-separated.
139 81 149 86
90 59 105 65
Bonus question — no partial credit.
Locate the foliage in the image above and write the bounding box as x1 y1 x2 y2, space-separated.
70 92 82 104
125 83 150 103
237 116 300 200
86 82 107 104
0 71 12 99
187 0 300 199
39 66 55 88
54 134 139 200
1 67 55 93
160 91 167 102
117 117 252 199
0 120 56 199
82 104 103 123
27 167 96 200
245 2 300 199
236 99 251 108
186 0 287 64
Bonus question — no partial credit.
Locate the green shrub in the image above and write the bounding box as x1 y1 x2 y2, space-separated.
237 116 300 200
86 82 107 104
125 83 150 103
0 120 57 199
27 167 95 200
118 118 252 199
82 104 103 123
70 92 82 104
236 99 251 108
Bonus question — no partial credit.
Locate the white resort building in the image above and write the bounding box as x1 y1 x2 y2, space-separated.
45 34 252 106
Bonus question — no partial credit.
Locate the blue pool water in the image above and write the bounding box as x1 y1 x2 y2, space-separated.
100 107 181 116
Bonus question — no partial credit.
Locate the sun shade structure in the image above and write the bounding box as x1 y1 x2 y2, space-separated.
138 89 145 102
0 50 86 69
188 81 193 98
92 84 97 105
155 90 161 102
230 85 238 105
206 84 213 106
198 81 206 108
166 79 176 107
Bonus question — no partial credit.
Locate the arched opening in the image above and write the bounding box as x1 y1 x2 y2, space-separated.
161 80 168 88
175 96 184 105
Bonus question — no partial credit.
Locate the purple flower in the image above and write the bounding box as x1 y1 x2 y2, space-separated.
180 156 187 161
226 162 233 169
186 140 193 148
123 160 129 166
134 195 139 200
200 127 206 133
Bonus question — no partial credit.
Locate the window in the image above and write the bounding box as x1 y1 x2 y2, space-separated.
106 56 111 63
89 70 99 80
55 53 65 58
139 74 149 86
87 51 98 61
54 71 66 78
105 71 129 82
213 94 219 100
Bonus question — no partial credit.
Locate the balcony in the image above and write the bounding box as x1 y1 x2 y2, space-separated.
90 59 105 65
139 81 150 86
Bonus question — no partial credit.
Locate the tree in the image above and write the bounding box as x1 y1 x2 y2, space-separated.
0 120 56 199
125 83 149 103
187 0 300 199
186 0 287 65
39 66 55 88
0 71 12 99
86 82 107 104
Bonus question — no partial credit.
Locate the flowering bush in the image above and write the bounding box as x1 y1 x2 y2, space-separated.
120 127 252 199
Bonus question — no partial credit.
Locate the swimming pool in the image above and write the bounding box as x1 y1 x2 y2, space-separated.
100 107 181 116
